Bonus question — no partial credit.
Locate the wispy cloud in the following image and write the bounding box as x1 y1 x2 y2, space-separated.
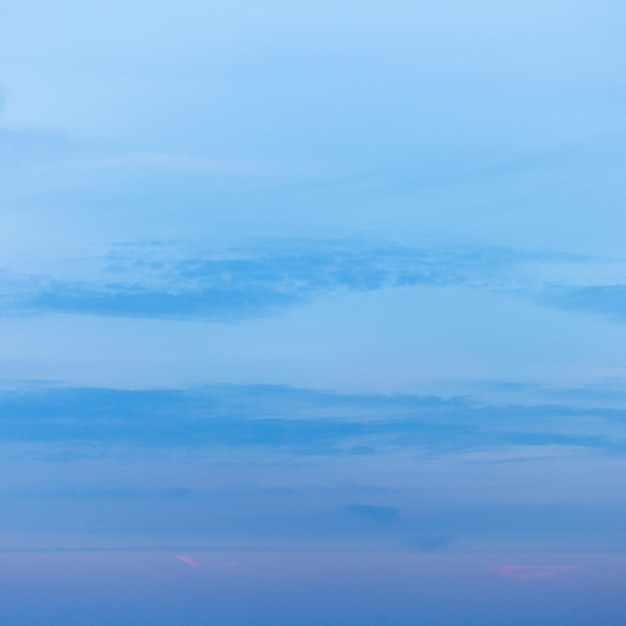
216 561 249 573
538 285 626 323
0 241 564 321
175 554 200 568
99 152 263 175
492 564 577 580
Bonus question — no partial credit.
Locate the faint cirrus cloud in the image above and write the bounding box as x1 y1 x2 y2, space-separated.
175 554 200 568
216 561 250 574
492 564 576 580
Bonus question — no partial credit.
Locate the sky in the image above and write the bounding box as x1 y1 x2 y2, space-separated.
0 1 625 624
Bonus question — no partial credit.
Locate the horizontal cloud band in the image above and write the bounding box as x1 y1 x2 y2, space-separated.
2 384 624 453
0 243 543 320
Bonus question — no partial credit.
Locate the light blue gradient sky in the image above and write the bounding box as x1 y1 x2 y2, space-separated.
1 1 625 624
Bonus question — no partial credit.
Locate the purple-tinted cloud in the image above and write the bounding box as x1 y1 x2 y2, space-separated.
216 561 249 574
175 554 200 568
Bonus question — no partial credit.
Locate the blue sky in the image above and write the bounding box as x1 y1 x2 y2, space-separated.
1 1 625 624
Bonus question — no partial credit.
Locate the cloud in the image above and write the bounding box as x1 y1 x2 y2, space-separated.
0 242 544 321
215 561 249 573
0 91 76 170
492 564 577 580
103 152 262 175
22 283 299 322
346 504 399 524
538 285 626 323
53 487 191 500
0 383 624 455
175 554 200 567
406 536 454 552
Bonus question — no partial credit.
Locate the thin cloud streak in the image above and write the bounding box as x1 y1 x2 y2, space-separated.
175 554 200 567
492 564 577 580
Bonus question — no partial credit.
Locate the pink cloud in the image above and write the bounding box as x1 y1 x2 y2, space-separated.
216 561 238 573
175 554 200 568
216 561 249 574
492 564 577 580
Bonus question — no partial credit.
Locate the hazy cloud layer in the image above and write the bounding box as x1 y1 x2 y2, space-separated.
1 384 625 454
